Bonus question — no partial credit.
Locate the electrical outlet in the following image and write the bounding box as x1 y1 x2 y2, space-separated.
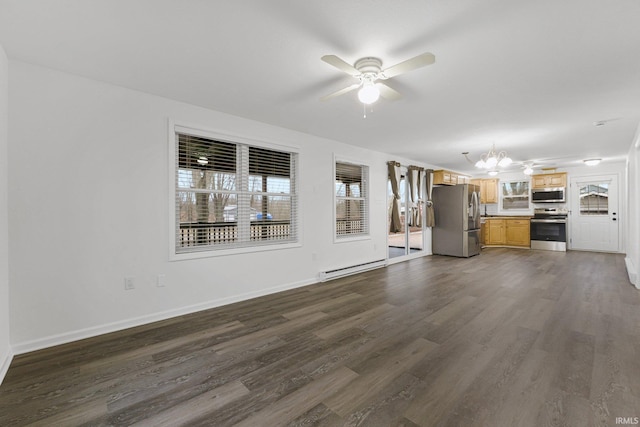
157 274 166 287
124 277 135 290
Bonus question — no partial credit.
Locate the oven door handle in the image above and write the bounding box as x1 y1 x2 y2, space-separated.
531 219 567 224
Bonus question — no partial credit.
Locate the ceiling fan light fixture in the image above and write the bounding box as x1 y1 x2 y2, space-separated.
197 156 209 165
321 52 434 106
523 165 534 175
357 82 380 105
584 158 601 166
488 170 499 176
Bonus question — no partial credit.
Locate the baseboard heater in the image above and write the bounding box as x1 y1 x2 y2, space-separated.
319 259 387 282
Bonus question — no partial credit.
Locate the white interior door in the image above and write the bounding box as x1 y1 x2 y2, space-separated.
570 174 619 252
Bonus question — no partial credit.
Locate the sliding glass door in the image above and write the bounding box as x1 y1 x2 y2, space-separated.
387 167 424 259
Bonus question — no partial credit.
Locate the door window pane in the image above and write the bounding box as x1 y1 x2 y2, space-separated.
579 183 609 215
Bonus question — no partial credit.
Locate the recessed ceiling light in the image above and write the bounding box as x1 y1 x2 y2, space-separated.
583 159 601 166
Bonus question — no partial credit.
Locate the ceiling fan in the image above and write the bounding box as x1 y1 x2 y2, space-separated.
320 52 435 104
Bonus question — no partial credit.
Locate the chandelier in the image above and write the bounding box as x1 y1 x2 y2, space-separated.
464 144 512 175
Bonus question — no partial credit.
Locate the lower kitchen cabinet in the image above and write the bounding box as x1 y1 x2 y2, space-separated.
505 219 530 247
483 217 530 248
486 219 506 245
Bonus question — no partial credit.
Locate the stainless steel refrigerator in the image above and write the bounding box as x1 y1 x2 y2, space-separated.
432 183 481 257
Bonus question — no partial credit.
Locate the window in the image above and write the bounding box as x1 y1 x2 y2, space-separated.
174 127 298 255
501 180 530 210
335 161 369 239
579 182 609 215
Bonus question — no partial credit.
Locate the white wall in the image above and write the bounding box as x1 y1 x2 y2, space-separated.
0 43 11 382
625 126 640 287
7 61 433 352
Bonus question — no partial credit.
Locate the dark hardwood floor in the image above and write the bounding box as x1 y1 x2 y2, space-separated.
1 248 639 426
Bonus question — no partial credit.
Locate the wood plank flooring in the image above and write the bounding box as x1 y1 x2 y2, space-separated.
1 248 639 426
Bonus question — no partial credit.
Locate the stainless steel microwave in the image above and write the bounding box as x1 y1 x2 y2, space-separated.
531 187 565 203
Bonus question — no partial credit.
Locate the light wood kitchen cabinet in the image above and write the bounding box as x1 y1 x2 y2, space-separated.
433 169 470 186
457 175 469 184
471 178 499 204
505 219 530 247
483 217 530 248
531 172 567 189
486 219 506 245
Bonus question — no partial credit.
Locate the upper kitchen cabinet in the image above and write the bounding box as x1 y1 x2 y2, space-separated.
470 178 499 204
433 170 470 186
531 172 567 189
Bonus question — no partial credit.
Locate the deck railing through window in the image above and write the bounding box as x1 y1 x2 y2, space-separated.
179 221 292 247
336 219 363 236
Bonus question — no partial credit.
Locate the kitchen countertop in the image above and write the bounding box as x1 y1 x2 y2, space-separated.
480 216 532 223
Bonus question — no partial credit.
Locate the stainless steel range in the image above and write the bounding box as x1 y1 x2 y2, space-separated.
530 207 568 251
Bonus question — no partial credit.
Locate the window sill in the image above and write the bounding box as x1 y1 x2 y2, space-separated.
170 241 302 261
334 235 371 244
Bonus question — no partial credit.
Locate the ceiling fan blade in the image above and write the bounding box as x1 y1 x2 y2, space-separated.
377 82 402 100
381 52 435 79
320 83 361 101
321 55 361 76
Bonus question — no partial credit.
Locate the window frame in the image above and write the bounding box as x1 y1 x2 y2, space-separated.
333 156 370 242
169 121 301 261
500 179 531 211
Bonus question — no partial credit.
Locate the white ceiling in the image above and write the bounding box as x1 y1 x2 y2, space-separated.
1 0 639 175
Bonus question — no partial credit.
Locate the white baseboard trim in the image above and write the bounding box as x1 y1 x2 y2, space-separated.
12 277 318 355
625 257 639 289
0 348 14 386
386 250 430 265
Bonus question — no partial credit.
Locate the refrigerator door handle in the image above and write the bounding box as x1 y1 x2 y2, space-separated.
471 190 480 226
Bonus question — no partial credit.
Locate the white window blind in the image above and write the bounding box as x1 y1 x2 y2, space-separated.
175 132 298 253
335 161 369 238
